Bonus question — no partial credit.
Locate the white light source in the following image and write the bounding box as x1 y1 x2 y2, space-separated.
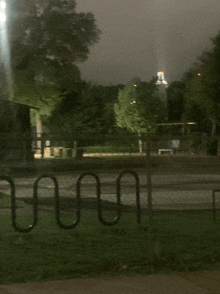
0 13 6 23
0 1 6 23
0 1 6 9
155 71 168 85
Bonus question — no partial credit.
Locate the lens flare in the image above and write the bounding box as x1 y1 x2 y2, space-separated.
0 1 6 9
0 1 13 100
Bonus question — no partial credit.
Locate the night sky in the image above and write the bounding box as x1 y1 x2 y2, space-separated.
76 0 220 85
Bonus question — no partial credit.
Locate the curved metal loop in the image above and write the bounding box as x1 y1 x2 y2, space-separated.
117 169 141 224
0 175 36 233
0 176 17 231
2 170 141 232
34 174 80 230
212 189 220 224
77 171 121 226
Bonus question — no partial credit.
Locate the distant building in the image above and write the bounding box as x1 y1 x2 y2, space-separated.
155 71 168 86
155 71 168 110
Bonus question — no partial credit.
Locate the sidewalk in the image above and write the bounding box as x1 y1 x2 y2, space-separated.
1 271 220 294
4 154 220 175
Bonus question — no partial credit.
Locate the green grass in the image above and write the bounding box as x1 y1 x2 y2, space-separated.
0 192 30 209
1 206 220 285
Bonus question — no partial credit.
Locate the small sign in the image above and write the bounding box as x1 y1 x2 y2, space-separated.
171 139 180 149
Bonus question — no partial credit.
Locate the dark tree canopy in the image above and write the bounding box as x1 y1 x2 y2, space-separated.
6 0 101 110
8 0 100 69
45 83 124 135
183 30 220 135
167 81 185 122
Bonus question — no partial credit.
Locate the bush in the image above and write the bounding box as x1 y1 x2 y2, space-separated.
85 145 139 153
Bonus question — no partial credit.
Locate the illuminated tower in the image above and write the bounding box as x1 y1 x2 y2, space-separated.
155 71 168 109
156 71 168 86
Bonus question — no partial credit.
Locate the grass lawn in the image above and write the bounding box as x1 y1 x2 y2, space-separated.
0 192 30 209
1 201 220 284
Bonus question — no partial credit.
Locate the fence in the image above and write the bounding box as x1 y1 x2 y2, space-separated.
32 132 220 158
1 132 220 161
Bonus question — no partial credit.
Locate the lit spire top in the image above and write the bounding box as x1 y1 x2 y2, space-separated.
156 71 168 85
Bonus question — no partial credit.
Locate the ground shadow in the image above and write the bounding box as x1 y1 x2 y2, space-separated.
21 196 143 212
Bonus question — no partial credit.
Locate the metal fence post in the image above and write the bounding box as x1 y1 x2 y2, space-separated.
41 134 45 158
117 170 140 224
212 189 220 224
146 135 153 222
213 190 216 223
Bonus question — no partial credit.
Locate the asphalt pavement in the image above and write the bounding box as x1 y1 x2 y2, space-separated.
1 271 220 293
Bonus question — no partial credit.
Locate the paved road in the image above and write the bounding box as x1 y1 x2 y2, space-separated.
1 271 220 294
1 169 220 209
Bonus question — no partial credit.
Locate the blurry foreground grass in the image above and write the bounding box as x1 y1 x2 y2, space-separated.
0 192 29 209
1 203 220 284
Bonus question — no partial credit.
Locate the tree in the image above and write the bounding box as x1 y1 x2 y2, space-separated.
182 31 220 155
6 0 101 112
114 79 166 152
44 82 124 138
84 83 124 134
45 84 103 135
114 79 166 134
182 69 211 133
0 0 100 161
167 81 186 122
183 31 220 138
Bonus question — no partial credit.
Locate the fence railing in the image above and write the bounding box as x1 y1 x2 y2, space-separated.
32 133 220 157
1 132 220 161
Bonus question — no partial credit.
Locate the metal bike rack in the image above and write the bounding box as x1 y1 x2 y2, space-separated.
117 170 141 224
76 171 122 226
34 174 81 230
0 176 37 233
1 170 142 232
212 189 220 223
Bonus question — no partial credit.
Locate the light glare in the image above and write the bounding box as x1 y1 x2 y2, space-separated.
0 1 6 23
0 1 6 10
0 12 6 23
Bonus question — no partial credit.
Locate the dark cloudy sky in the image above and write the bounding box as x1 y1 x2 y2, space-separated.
76 0 220 85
